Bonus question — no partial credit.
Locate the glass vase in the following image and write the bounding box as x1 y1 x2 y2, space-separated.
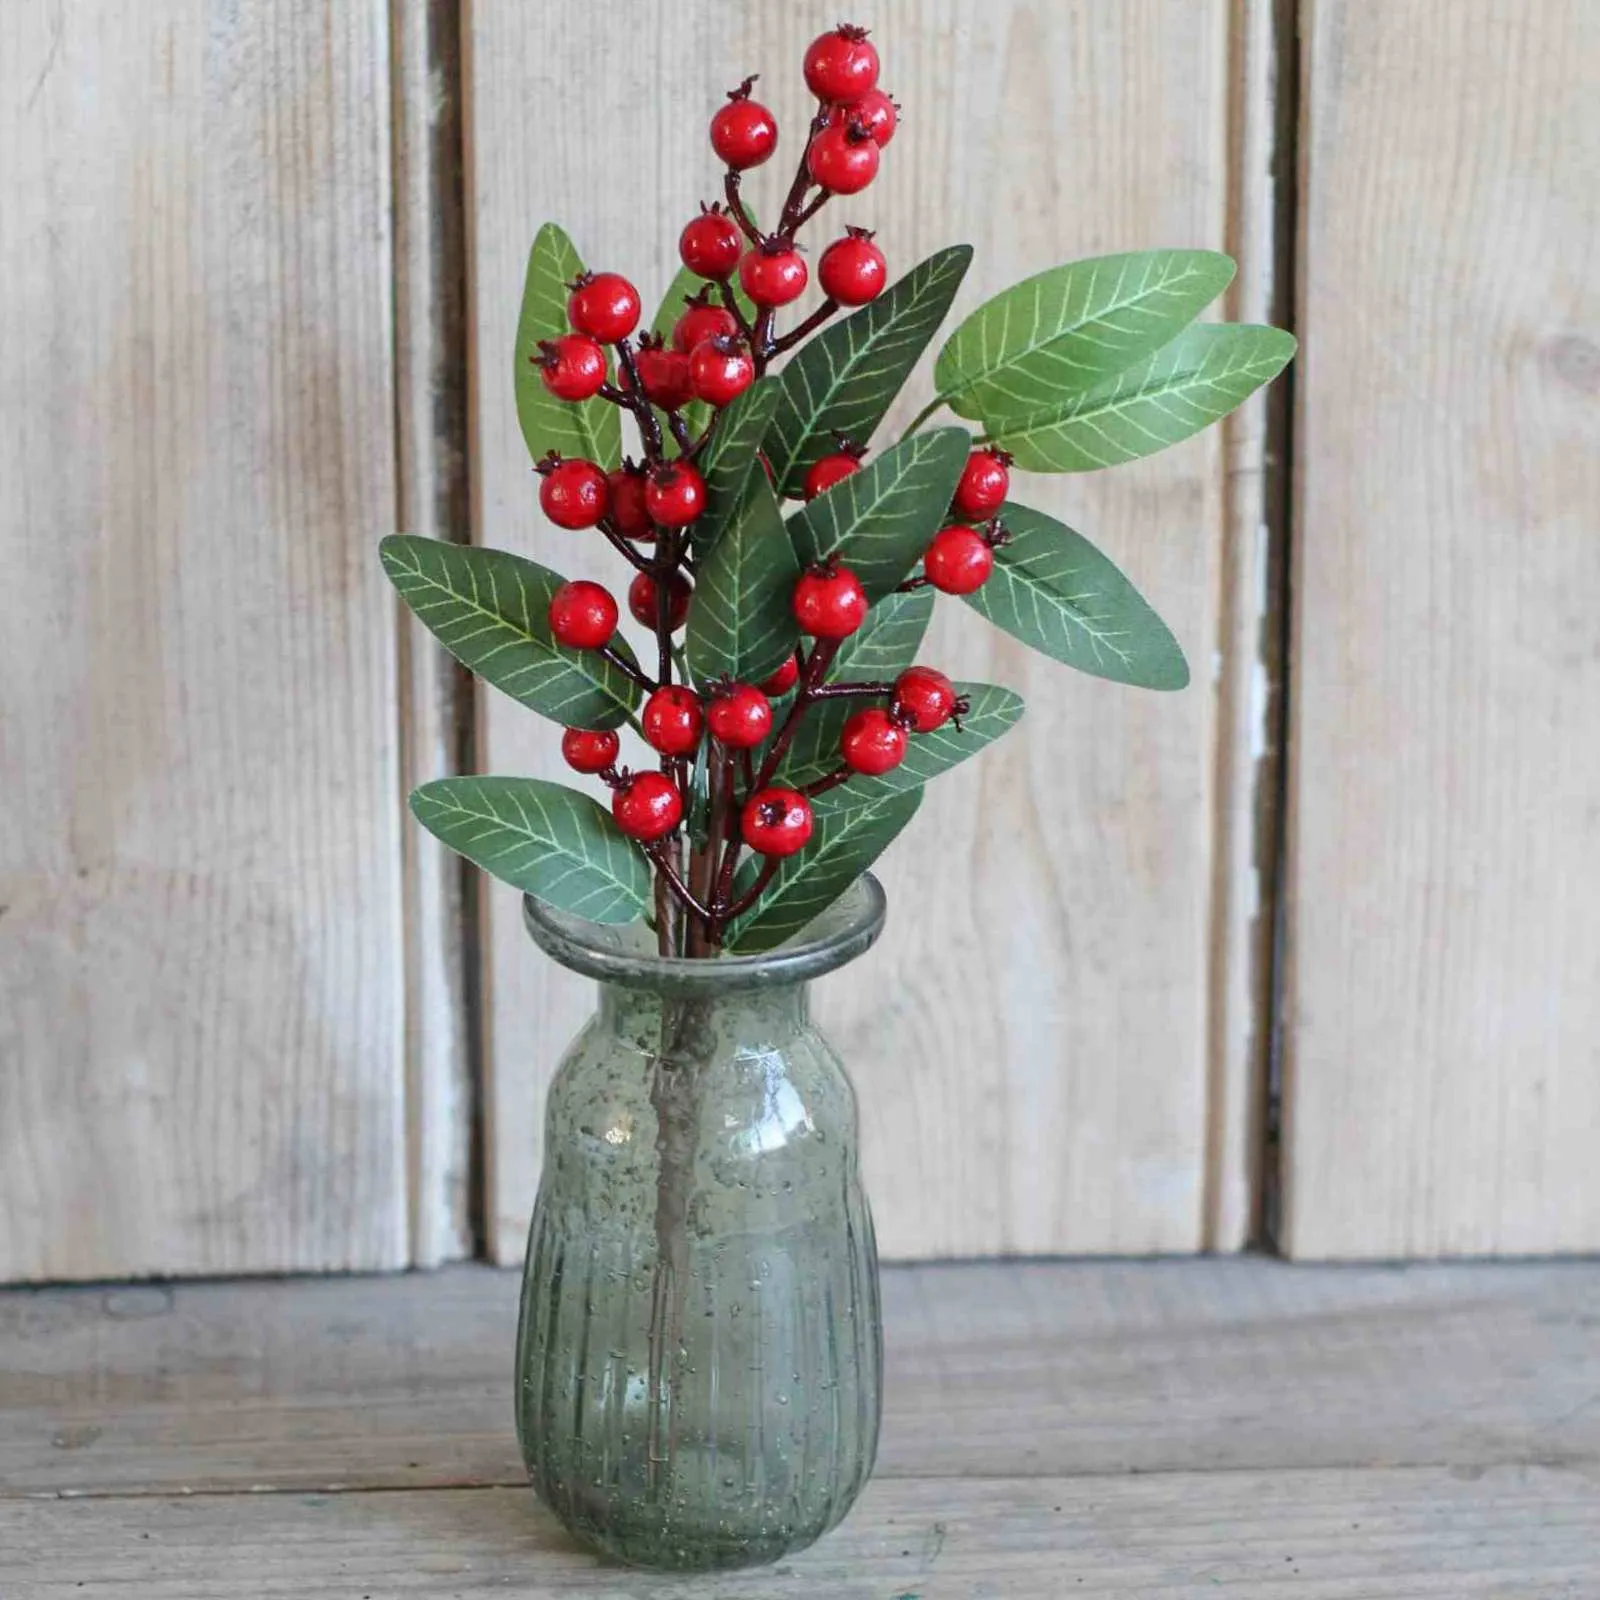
513 876 886 1572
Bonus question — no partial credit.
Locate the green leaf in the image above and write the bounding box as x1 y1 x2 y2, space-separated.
764 245 973 496
786 427 969 601
785 682 1025 808
685 475 799 688
689 376 781 561
514 224 622 472
961 503 1189 689
983 323 1297 472
775 588 934 778
380 534 643 728
410 777 649 923
934 249 1236 420
726 789 922 953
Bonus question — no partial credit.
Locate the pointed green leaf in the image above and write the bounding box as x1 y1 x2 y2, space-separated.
726 789 922 953
984 323 1296 472
514 224 622 472
411 777 649 923
961 503 1188 689
786 427 969 601
685 476 799 687
785 682 1024 807
934 249 1236 420
690 376 781 560
765 245 973 496
381 535 642 728
775 589 935 778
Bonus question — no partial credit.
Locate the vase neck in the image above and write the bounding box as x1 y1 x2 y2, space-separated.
596 978 811 1040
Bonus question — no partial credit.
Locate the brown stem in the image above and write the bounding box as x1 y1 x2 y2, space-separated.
724 855 779 923
722 171 763 245
752 638 840 793
649 840 713 923
768 296 839 358
597 518 655 573
791 189 830 231
612 338 666 462
897 574 930 592
809 679 892 700
601 645 656 692
666 409 696 457
803 765 854 798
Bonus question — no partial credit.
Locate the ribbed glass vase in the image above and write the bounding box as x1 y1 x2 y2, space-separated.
513 877 886 1572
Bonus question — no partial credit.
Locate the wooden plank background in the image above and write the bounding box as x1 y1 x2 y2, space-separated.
1281 0 1600 1256
466 0 1248 1264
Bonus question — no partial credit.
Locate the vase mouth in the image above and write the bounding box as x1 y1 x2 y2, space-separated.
521 873 887 993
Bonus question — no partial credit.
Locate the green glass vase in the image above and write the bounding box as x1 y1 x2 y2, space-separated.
513 877 886 1572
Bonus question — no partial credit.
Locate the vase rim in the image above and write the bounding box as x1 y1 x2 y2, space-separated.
521 873 887 993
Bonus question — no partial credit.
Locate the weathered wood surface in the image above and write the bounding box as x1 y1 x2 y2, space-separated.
0 1 411 1278
1281 0 1600 1256
2 1261 1596 1594
466 0 1247 1264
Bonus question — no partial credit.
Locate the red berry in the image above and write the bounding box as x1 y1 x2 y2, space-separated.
803 25 879 103
739 246 808 309
679 206 744 280
641 685 704 757
741 786 813 858
607 463 653 538
806 120 880 195
561 727 620 775
923 524 994 594
633 341 695 410
706 682 773 748
536 333 607 401
760 654 801 696
828 86 897 146
644 463 706 528
803 448 865 501
840 706 907 775
710 80 778 170
688 334 755 407
628 569 693 631
566 271 641 343
793 563 868 639
952 447 1011 518
612 770 682 842
538 456 610 529
892 666 957 733
818 230 887 306
547 579 618 650
671 300 739 354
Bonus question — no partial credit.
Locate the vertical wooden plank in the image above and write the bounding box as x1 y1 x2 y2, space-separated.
1283 0 1600 1256
391 0 475 1266
466 0 1236 1260
0 2 408 1278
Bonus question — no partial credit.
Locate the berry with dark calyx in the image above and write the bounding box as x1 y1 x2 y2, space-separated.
607 460 653 539
739 242 808 308
952 446 1012 519
923 523 995 594
840 706 908 775
561 727 620 775
741 786 814 858
612 769 683 842
632 334 695 411
644 461 706 527
535 333 607 401
547 579 618 650
671 288 740 354
760 653 801 696
628 569 693 631
806 117 880 194
566 271 641 343
803 24 879 103
537 453 610 529
892 665 959 733
710 76 778 170
706 681 773 747
679 203 744 280
818 228 887 306
642 685 704 757
792 560 868 639
688 333 755 407
829 86 897 146
803 437 867 500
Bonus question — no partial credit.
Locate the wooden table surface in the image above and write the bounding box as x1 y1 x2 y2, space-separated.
2 1258 1597 1596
